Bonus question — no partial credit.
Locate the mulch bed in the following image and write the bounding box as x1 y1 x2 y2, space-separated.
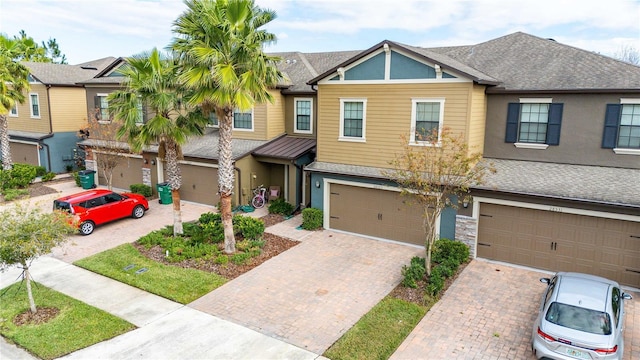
14 307 60 326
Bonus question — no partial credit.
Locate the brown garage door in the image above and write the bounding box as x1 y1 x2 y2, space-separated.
477 203 640 288
329 183 425 246
11 142 39 166
179 164 219 206
109 157 144 190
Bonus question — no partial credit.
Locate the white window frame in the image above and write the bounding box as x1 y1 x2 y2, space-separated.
96 93 110 123
207 111 219 128
232 108 254 131
409 98 445 146
614 98 640 155
9 104 18 117
514 97 552 149
29 93 40 118
339 98 367 142
294 97 313 134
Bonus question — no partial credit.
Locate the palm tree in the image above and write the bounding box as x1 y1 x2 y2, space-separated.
172 0 282 253
0 35 30 170
108 48 208 235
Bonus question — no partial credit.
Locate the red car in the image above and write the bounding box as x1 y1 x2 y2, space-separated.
53 189 149 235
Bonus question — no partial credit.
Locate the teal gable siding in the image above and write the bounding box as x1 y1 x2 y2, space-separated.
443 72 456 78
42 131 81 173
390 51 436 79
344 52 385 80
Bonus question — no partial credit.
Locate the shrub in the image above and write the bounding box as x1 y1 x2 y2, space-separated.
130 183 152 197
35 165 47 177
432 238 470 265
401 256 426 288
232 215 264 240
230 252 252 265
72 171 81 187
8 163 37 188
301 208 323 230
42 172 56 182
199 212 221 224
426 266 447 296
268 198 294 215
214 254 229 265
65 164 74 172
2 188 28 201
137 230 168 248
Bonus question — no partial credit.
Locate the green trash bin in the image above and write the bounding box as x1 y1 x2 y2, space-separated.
156 182 172 204
78 170 96 190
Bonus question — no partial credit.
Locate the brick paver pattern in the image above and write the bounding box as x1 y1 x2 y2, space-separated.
390 260 639 360
189 230 423 355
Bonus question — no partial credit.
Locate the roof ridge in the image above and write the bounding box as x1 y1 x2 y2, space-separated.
296 52 318 77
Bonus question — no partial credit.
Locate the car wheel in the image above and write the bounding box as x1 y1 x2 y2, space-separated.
132 205 145 219
79 221 95 235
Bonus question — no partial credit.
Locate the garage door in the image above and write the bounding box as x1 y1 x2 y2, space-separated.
11 142 39 166
477 203 640 288
328 183 425 246
109 157 144 190
179 164 219 206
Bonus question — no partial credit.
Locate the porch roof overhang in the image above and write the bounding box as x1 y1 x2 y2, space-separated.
252 135 316 161
9 130 53 141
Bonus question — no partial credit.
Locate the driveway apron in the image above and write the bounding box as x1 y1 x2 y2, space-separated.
189 230 423 355
390 260 640 360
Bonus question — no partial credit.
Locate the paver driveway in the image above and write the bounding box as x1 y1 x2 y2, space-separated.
189 230 423 355
390 260 640 360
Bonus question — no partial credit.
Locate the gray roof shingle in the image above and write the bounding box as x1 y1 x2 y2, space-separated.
23 57 117 86
477 159 640 207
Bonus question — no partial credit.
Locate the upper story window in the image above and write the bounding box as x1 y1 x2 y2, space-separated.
505 99 563 149
603 99 640 154
294 98 313 134
208 111 219 127
95 94 109 121
29 93 40 118
233 109 253 131
135 99 145 125
339 98 366 142
410 98 445 145
9 104 18 117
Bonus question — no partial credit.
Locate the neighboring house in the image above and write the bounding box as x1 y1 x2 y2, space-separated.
5 58 115 173
304 32 640 288
430 32 640 288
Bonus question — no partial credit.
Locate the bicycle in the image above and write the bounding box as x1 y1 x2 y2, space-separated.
251 184 267 208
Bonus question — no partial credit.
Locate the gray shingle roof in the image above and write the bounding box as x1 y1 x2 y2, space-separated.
23 57 117 86
477 159 640 207
272 51 361 92
429 32 640 91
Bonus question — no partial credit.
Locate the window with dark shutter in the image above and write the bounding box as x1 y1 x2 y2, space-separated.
546 103 564 145
602 104 621 149
505 103 520 143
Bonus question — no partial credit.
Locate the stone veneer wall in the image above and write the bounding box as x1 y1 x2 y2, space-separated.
455 215 477 258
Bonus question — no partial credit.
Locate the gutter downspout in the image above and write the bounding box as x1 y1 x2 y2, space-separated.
45 85 54 172
293 161 303 213
234 166 242 206
39 142 51 172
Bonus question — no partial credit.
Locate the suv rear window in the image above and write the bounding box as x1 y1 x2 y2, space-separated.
545 302 611 335
53 200 73 213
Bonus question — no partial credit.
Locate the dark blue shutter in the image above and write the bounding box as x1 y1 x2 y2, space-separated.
546 103 563 145
505 103 520 143
602 104 621 149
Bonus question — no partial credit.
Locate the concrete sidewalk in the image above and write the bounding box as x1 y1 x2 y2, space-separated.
1 257 323 360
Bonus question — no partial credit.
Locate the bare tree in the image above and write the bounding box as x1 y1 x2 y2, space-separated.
613 44 640 65
384 128 494 276
78 110 130 190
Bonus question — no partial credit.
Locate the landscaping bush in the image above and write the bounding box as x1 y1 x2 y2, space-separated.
301 207 323 230
72 171 81 187
130 183 152 197
232 215 264 240
7 163 37 188
35 165 47 177
401 256 426 288
432 238 470 265
199 212 221 224
426 265 447 296
268 198 294 215
41 172 56 182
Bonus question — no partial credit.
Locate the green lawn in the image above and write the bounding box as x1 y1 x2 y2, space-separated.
74 243 227 304
323 297 428 360
0 281 134 360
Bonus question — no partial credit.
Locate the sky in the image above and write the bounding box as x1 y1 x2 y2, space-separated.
1 0 639 65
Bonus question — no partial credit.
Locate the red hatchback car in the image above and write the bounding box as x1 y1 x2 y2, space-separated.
53 189 149 235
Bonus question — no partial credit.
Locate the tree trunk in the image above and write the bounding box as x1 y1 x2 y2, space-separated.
164 141 183 236
218 107 236 254
23 262 37 313
423 204 440 277
0 114 13 170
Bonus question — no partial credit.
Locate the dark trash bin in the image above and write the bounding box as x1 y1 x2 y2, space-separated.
78 170 96 190
156 182 172 204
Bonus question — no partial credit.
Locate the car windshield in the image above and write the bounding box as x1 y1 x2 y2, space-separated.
53 200 72 213
545 302 611 335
